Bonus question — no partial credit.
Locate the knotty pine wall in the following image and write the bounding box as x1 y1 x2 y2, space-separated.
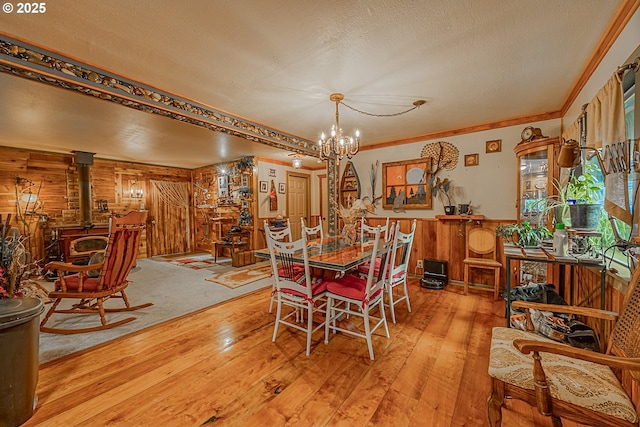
0 146 191 262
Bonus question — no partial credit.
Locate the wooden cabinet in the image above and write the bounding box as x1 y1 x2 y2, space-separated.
340 161 361 207
513 136 560 285
514 136 560 230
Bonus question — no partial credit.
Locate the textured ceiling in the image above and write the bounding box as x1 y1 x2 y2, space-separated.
0 0 627 168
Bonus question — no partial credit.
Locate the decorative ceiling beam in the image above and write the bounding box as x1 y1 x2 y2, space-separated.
0 35 319 157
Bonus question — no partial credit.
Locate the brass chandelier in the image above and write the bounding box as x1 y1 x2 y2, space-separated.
318 93 360 162
318 93 426 162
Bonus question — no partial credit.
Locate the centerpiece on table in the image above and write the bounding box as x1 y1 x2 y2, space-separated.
336 198 369 246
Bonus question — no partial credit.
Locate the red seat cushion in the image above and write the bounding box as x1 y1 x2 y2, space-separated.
277 265 305 278
281 278 327 298
325 274 382 302
356 257 382 276
54 273 100 291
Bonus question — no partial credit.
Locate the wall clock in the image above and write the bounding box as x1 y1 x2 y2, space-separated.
521 126 543 142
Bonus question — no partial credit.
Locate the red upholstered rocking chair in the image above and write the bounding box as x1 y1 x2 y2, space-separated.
41 211 153 334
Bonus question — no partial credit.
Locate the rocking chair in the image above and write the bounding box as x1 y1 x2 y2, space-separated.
41 211 153 334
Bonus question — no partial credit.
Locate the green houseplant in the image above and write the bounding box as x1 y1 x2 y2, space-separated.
496 222 552 248
565 165 604 230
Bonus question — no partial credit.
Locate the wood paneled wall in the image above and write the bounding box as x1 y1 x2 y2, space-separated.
0 146 191 262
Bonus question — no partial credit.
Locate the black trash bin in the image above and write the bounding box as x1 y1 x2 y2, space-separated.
0 297 44 427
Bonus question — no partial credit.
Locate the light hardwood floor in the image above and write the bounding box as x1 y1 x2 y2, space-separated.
25 280 588 427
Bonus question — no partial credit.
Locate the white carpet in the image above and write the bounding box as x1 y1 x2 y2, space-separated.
38 256 273 364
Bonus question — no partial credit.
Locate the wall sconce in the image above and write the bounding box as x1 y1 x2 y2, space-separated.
21 193 38 203
557 139 610 176
128 179 144 199
15 176 39 203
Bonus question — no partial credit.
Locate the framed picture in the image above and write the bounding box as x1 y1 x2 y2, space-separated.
464 154 479 166
259 181 268 193
486 139 502 153
382 157 432 210
278 183 286 194
269 168 276 177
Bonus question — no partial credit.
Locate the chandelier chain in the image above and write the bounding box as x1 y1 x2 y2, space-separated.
338 101 423 118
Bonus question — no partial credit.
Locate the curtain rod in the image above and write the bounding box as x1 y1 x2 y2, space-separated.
617 56 640 77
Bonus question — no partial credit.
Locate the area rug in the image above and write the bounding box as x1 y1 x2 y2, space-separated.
164 252 230 270
205 262 272 288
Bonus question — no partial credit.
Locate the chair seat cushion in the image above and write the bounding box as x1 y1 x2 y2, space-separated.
489 326 637 424
358 257 382 276
55 273 100 291
281 279 327 299
325 274 382 302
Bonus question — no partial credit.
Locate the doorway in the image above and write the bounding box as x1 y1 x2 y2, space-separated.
148 180 191 256
287 172 310 240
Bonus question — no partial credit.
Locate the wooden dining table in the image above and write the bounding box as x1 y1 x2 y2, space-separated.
254 235 379 273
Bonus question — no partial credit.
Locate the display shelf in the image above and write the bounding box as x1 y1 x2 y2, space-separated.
340 161 361 207
435 215 484 221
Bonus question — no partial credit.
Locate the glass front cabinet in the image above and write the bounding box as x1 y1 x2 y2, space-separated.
513 136 561 285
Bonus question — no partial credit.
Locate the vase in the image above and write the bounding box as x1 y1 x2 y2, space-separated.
342 220 358 246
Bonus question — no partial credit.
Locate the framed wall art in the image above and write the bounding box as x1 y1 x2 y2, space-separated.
259 181 268 193
278 183 286 194
382 157 432 210
486 139 502 153
464 154 479 166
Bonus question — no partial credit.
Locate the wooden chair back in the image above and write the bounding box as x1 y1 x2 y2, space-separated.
466 228 497 259
265 230 312 300
608 265 640 381
264 219 292 242
301 217 324 240
99 211 147 291
360 217 390 245
388 219 417 282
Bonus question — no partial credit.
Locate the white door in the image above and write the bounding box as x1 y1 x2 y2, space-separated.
287 173 310 240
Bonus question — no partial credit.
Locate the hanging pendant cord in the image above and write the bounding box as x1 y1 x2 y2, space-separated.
339 99 426 118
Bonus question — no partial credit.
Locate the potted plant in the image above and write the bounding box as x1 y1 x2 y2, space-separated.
564 165 604 230
496 222 552 248
432 177 455 214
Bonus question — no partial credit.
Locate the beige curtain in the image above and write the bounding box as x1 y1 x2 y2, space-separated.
561 118 580 143
585 73 630 225
150 180 191 247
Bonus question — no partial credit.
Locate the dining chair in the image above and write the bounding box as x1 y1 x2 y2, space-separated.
357 217 392 277
385 219 417 323
463 227 502 299
41 211 153 334
264 220 293 313
301 217 324 240
324 225 391 360
487 263 640 426
360 216 390 245
265 229 327 356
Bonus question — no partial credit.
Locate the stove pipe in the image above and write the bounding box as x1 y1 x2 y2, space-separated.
74 151 95 228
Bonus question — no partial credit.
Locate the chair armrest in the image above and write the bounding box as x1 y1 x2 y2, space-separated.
514 339 640 371
511 300 618 321
46 261 102 274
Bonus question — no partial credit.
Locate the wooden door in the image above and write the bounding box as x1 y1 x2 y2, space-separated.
148 181 190 256
287 173 310 240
